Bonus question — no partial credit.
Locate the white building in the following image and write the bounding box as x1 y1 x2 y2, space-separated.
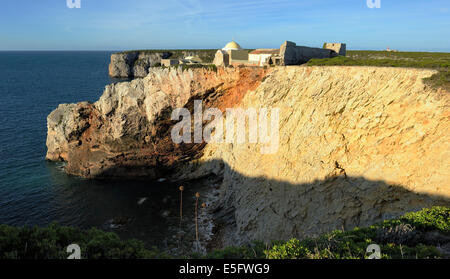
214 41 250 67
248 49 279 66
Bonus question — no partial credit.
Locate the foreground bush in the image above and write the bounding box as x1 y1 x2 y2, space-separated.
262 206 449 259
0 224 167 259
1 207 448 259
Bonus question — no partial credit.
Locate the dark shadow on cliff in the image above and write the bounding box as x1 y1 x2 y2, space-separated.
88 158 450 247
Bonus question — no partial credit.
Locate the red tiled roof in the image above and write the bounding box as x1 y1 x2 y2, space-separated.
249 49 279 55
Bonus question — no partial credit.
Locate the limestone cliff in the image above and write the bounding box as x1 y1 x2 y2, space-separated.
47 66 450 246
109 50 215 78
176 66 450 245
109 52 171 78
47 67 269 177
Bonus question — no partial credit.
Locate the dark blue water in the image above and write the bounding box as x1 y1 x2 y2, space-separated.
0 52 202 251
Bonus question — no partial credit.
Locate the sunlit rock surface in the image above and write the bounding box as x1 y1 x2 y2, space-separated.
176 66 450 245
47 65 450 246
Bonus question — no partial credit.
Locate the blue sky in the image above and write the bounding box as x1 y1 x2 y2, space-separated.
0 0 449 51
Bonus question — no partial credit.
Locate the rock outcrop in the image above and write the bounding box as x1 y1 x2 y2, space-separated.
47 67 270 178
47 65 450 246
109 50 214 78
109 52 171 78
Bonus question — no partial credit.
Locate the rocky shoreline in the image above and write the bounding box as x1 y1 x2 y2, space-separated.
47 65 450 248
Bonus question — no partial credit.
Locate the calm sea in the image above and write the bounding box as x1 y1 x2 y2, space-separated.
0 51 203 251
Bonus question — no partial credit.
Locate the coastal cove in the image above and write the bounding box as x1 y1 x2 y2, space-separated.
0 51 208 254
1 50 449 257
1 0 450 263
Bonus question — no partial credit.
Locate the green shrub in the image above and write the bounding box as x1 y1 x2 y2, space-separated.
307 55 450 69
258 207 449 259
400 206 450 233
0 207 448 259
423 71 450 92
0 223 167 259
265 239 311 259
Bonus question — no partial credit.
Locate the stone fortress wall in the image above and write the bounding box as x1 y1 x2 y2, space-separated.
213 40 347 67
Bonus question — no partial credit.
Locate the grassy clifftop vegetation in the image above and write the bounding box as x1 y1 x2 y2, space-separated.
1 207 448 259
117 49 255 64
118 49 219 63
307 50 450 91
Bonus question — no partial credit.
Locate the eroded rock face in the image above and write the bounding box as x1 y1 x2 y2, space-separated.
109 51 209 78
46 102 93 162
46 67 270 178
175 66 450 246
109 52 171 78
47 65 450 246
